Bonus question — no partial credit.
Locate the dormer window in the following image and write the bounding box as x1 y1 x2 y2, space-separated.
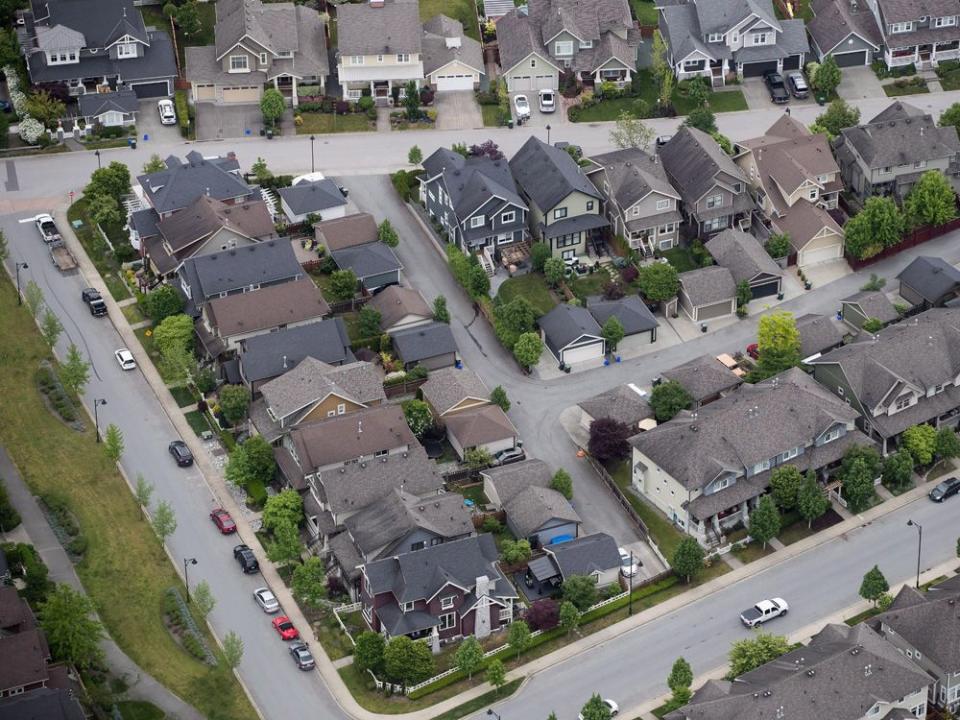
935 16 956 27
895 393 913 411
350 55 364 65
579 40 593 49
117 43 137 58
891 22 913 33
822 426 842 443
401 601 414 612
808 188 818 200
397 53 410 63
752 32 769 45
230 54 249 71
470 215 485 228
554 40 574 56
259 52 267 66
46 50 79 65
440 596 455 610
501 210 515 224
707 33 723 42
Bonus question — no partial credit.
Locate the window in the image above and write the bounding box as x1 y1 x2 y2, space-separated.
259 52 267 65
705 194 722 208
808 188 818 200
780 447 799 462
230 54 249 71
350 56 364 65
397 53 410 63
374 449 388 457
914 160 926 169
703 216 726 232
278 50 292 58
555 41 574 56
377 54 384 63
347 88 362 99
327 410 336 418
411 541 425 551
935 15 957 27
501 211 516 224
752 32 768 45
935 384 945 394
337 403 346 415
580 40 593 48
656 199 671 211
713 476 731 492
882 166 892 174
732 182 743 193
659 222 675 234
554 207 568 219
752 459 771 475
440 596 455 610
708 33 723 42
891 22 913 33
822 426 842 443
498 607 511 621
586 200 594 211
895 394 912 410
555 233 580 248
401 601 415 612
470 215 485 228
632 206 642 217
683 60 703 71
817 174 830 183
117 43 137 58
530 58 537 67
439 612 456 630
430 537 442 546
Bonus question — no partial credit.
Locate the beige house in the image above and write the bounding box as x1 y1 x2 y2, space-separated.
677 266 737 322
368 286 433 333
421 15 485 91
420 367 491 418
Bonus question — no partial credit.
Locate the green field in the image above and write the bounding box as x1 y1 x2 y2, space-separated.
496 273 558 316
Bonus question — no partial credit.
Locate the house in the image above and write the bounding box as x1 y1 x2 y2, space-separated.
444 404 520 460
577 383 654 432
368 285 433 333
136 152 254 219
524 533 622 591
897 256 960 309
734 114 845 270
238 317 353 393
278 178 348 225
420 147 530 260
337 0 423 102
329 488 475 593
483 0 515 21
584 148 682 254
586 296 659 346
859 0 960 71
482 458 553 508
665 623 930 720
0 629 50 698
539 303 606 366
795 313 845 361
331 242 403 292
833 101 960 202
677 266 737 322
185 0 328 105
0 688 86 720
705 229 782 299
76 89 138 127
809 307 960 453
495 0 639 92
421 15 485 92
658 0 808 86
177 239 304 315
421 367 492 418
0 587 36 635
390 321 458 371
659 127 755 237
315 213 380 252
631 367 868 545
360 534 516 642
840 290 899 331
807 0 882 67
509 136 608 260
18 0 176 98
249 357 384 442
660 354 743 409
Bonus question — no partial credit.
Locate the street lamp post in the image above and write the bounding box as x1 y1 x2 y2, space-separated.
94 149 101 169
93 398 107 442
907 519 922 589
628 549 635 616
486 711 501 720
546 123 551 145
15 262 28 305
310 134 316 174
183 557 198 602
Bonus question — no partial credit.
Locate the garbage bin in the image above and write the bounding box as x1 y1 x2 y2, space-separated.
266 128 274 140
129 138 137 149
507 119 514 129
816 92 827 106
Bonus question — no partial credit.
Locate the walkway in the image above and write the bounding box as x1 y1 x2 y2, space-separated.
0 446 203 720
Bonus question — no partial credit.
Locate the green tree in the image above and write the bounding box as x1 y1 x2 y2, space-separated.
649 380 692 422
639 262 680 301
0 229 7 263
672 536 705 583
860 565 889 605
152 500 177 545
861 273 887 291
531 243 552 272
384 636 434 687
940 102 960 133
861 318 884 333
0 479 21 531
134 474 154 516
902 423 937 466
455 636 484 679
219 383 252 425
60 343 90 396
764 233 791 259
447 244 473 288
225 437 277 491
403 81 421 122
844 196 904 260
25 89 65 128
551 468 573 500
842 458 877 512
469 263 491 297
140 284 184 321
493 296 537 349
561 575 598 611
402 398 433 437
812 98 861 138
463 447 493 469
408 145 423 165
937 427 960 460
559 600 581 635
266 520 302 565
85 162 131 203
651 30 673 106
251 157 272 183
735 280 752 309
329 269 358 300
904 169 958 228
354 631 386 674
192 580 215 619
143 154 166 174
812 55 841 95
501 538 532 565
24 281 44 319
261 488 303 532
358 305 382 338
609 111 654 150
486 658 506 693
687 77 709 107
87 193 123 227
797 471 830 528
174 1 202 37
684 106 717 133
152 314 194 356
378 219 400 247
728 633 790 677
840 444 883 480
39 584 104 669
291 556 327 608
748 495 780 549
513 332 544 369
260 87 285 127
222 631 244 669
103 424 124 463
753 311 801 380
769 465 802 511
668 657 694 697
507 619 532 660
580 693 613 720
543 257 566 286
488 385 511 412
433 294 450 323
40 308 63 349
601 315 625 352
881 450 914 492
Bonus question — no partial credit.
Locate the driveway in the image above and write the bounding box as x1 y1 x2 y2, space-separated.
741 76 818 112
510 90 562 128
195 102 263 141
136 98 181 145
435 91 483 131
837 65 887 100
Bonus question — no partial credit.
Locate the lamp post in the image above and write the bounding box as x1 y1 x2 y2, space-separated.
94 149 101 169
93 398 107 442
15 262 28 305
907 519 922 589
546 123 551 145
310 134 316 174
183 557 198 602
628 549 635 616
486 711 501 720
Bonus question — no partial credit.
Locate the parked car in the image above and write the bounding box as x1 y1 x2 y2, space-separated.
209 508 237 534
289 641 315 670
168 440 193 467
538 88 556 113
747 343 759 360
157 98 176 125
740 598 789 627
929 476 960 502
272 616 299 640
234 544 259 574
492 445 526 466
254 587 280 613
618 547 640 578
763 71 789 104
81 288 108 317
579 699 619 719
114 348 136 371
656 135 673 148
787 71 809 98
513 94 531 120
34 213 61 243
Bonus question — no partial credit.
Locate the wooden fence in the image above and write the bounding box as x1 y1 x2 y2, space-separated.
383 376 427 399
585 455 650 541
844 217 960 270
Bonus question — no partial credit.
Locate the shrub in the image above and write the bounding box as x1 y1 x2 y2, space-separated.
19 117 44 144
174 90 190 136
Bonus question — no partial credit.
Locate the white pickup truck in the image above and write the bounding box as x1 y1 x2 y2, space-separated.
35 213 62 243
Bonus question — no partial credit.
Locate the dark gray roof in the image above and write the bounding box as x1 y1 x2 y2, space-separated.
239 318 351 383
693 0 780 36
422 15 484 75
444 405 518 447
660 127 749 206
587 295 659 335
505 486 580 539
706 229 781 285
539 304 603 356
278 179 348 216
661 354 743 403
547 533 619 579
138 151 253 215
337 0 422 56
578 384 653 426
77 89 139 117
679 266 736 307
420 367 490 416
836 108 960 170
0 688 85 720
391 322 457 363
482 458 552 505
871 581 960 675
179 240 303 301
31 0 147 47
329 530 365 581
331 243 402 281
540 214 609 239
795 314 845 359
808 0 881 55
841 290 899 324
870 101 927 124
495 7 556 72
27 29 176 85
509 136 601 212
878 0 958 25
421 149 527 221
736 18 808 63
130 208 160 240
587 148 680 211
896 256 960 305
376 604 441 636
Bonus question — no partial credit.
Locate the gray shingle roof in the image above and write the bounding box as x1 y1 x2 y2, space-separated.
482 458 552 505
587 148 680 211
539 304 603 356
368 286 432 330
661 354 743 403
278 179 348 216
495 7 554 73
444 405 518 447
836 107 960 170
180 239 303 301
587 295 659 335
214 0 298 58
660 127 749 207
878 0 957 25
870 101 927 124
157 196 276 254
138 152 253 215
37 0 147 47
808 0 881 55
0 688 85 720
239 317 351 383
421 149 526 221
391 322 457 363
547 533 619 579
679 266 737 307
331 242 402 281
578 384 653 426
871 581 960 675
693 0 780 36
422 15 484 75
706 229 782 285
540 214 610 239
259 357 384 422
315 213 379 252
420 367 490 416
337 0 422 56
841 290 899 324
205 276 330 339
505 485 580 539
795 313 845 359
77 89 139 117
35 23 85 51
896 256 960 305
510 136 602 212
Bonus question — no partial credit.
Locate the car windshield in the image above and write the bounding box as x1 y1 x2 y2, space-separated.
937 481 951 491
280 621 293 629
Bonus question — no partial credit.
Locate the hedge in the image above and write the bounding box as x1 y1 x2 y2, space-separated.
174 90 190 137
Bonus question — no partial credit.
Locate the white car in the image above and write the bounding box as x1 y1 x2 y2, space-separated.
157 99 176 125
114 348 136 371
579 699 619 719
513 94 531 120
538 88 556 113
740 598 789 628
618 547 640 578
254 587 280 613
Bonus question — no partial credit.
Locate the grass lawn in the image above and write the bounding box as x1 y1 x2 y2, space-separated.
607 460 686 560
141 3 216 67
939 68 960 91
121 303 148 326
496 273 558 316
481 104 501 127
295 113 375 134
569 270 610 300
67 201 131 302
884 81 929 97
731 541 777 564
418 0 480 41
844 607 881 626
132 327 182 385
453 483 488 507
430 680 523 720
183 410 212 438
116 701 166 720
778 519 816 546
660 246 700 273
0 277 256 720
169 386 196 409
630 0 659 24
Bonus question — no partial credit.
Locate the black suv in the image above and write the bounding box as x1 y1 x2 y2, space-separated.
168 440 194 467
763 71 789 104
81 288 108 317
234 544 259 574
929 476 960 502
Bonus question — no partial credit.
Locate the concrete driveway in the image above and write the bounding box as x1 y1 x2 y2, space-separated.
435 90 483 130
136 98 181 145
741 76 817 112
837 65 886 100
195 102 263 141
510 90 562 128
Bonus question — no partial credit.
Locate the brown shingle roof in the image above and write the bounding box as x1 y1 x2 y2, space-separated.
368 285 432 330
314 213 379 252
420 367 490 416
157 196 276 254
444 405 518 448
0 629 49 693
205 277 330 338
290 404 416 471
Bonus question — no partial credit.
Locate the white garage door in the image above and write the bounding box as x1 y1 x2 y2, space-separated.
194 84 216 101
535 73 557 90
562 341 604 365
436 73 475 91
800 243 842 267
222 86 261 103
509 74 532 91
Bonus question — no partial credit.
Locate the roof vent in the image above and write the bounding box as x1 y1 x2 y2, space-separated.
419 505 425 511
381 457 387 463
360 461 367 468
763 690 772 697
806 669 816 677
403 451 409 458
339 467 345 473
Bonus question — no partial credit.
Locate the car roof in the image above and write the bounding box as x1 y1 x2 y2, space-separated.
756 599 777 609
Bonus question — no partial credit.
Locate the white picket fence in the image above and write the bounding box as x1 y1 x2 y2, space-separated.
333 601 363 647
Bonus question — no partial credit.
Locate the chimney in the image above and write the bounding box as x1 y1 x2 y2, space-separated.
475 575 492 597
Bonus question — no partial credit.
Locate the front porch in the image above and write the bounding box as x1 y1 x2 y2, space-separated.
886 41 960 70
343 78 420 104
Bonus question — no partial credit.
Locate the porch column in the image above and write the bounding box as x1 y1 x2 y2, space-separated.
740 500 749 524
369 80 375 96
291 77 298 108
624 68 632 83
711 515 720 533
273 77 279 90
594 69 601 83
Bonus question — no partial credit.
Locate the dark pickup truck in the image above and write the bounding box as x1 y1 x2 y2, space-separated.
81 288 108 317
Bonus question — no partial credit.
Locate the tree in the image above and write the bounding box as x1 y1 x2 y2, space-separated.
25 89 65 128
174 1 202 36
378 219 399 247
152 314 194 356
684 106 717 134
840 444 882 480
494 297 537 349
940 102 960 133
937 427 960 461
24 281 45 319
524 598 559 631
469 140 505 160
134 474 154 516
40 308 63 350
103 424 124 463
796 471 829 528
481 387 511 416
748 496 780 549
260 87 285 127
543 257 566 286
735 280 752 310
861 273 887 292
329 269 358 300
291 556 327 609
580 693 613 720
601 316 625 353
861 317 884 334
60 344 90 396
559 600 581 635
222 631 244 669
881 450 914 492
403 80 421 122
384 636 434 687
531 243 552 272
87 192 124 227
687 77 709 108
85 162 131 203
551 469 573 500
430 294 450 323
902 423 937 466
402 399 433 437
486 658 506 693
219 384 252 426
408 145 423 165
609 111 654 150
587 417 631 462
513 332 544 369
469 263 491 297
844 196 905 260
753 311 801 380
811 99 860 138
266 520 302 565
501 538 532 565
668 657 694 697
455 636 484 679
812 55 841 95
728 633 790 677
764 233 791 259
354 631 386 674
507 619 532 660
638 262 679 301
904 169 957 228
464 447 493 469
651 31 673 107
769 465 802 510
358 306 382 338
141 285 184 322
860 565 889 605
562 575 598 611
0 479 21 531
671 536 705 583
151 501 177 547
39 584 104 669
193 580 215 619
649 380 692 423
251 157 272 183
143 154 166 174
842 458 876 513
261 488 304 533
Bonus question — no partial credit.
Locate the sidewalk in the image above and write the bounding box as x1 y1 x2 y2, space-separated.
0 446 204 720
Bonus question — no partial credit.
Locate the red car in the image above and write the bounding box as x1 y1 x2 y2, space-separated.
209 508 237 534
272 616 299 640
747 343 760 360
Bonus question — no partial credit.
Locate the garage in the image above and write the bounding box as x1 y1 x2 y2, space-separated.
800 244 842 267
750 278 781 299
697 300 736 321
561 340 605 365
130 81 170 98
742 60 778 77
781 55 801 70
508 74 532 91
194 84 216 101
535 73 557 89
436 73 476 91
833 50 868 67
222 86 261 103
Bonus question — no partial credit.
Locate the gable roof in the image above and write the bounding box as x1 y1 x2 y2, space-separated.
180 239 304 300
871 100 926 124
587 295 659 335
660 126 748 204
578 383 654 426
422 15 484 75
871 581 960 674
547 533 620 578
808 0 881 55
77 89 139 117
34 23 86 51
705 229 782 284
315 213 380 252
0 629 49 693
495 7 558 73
368 286 432 329
836 106 960 170
259 357 384 421
337 0 422 56
661 354 743 403
586 147 680 210
510 136 601 212
740 115 840 198
896 256 960 304
482 458 553 504
539 303 603 354
205 276 330 337
422 148 527 221
157 196 275 254
391 322 458 363
278 178 348 216
239 317 352 383
795 313 845 359
420 367 490 416
36 0 147 48
331 242 402 281
679 265 737 307
841 290 899 324
444 404 518 447
505 485 580 538
877 0 958 25
214 0 299 59
138 152 252 214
